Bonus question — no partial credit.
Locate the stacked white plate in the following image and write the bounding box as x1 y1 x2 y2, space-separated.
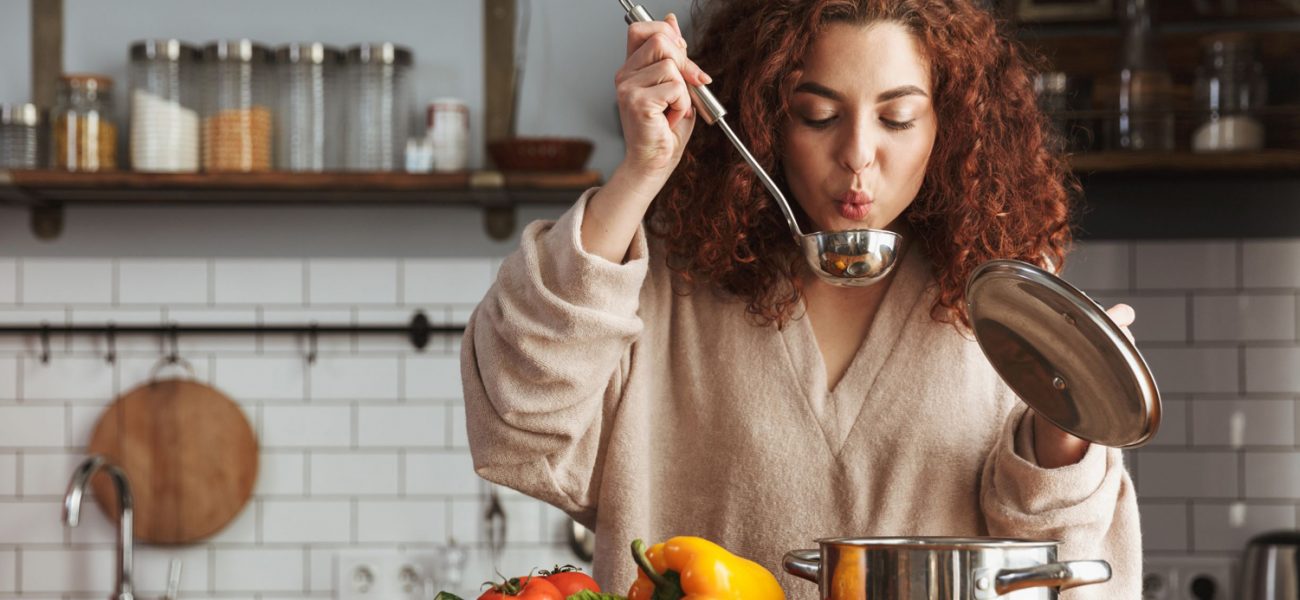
130 89 200 172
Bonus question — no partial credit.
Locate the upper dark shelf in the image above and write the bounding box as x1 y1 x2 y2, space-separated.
0 169 602 207
1070 150 1300 174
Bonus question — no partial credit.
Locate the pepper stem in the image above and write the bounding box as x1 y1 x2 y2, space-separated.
630 539 674 590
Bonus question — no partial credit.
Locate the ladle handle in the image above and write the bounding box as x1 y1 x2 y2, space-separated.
620 1 726 125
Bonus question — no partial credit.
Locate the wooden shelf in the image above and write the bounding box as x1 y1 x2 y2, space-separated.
0 169 600 206
0 169 600 240
1069 150 1300 174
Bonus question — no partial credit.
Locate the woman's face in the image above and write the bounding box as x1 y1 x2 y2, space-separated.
782 21 937 233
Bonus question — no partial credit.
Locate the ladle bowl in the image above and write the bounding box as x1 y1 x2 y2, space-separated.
802 229 902 286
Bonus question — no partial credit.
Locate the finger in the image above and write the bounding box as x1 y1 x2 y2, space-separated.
627 21 684 57
1106 303 1136 327
622 32 687 76
666 12 684 43
628 66 692 122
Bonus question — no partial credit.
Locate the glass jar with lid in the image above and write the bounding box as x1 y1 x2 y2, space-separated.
1192 33 1267 153
130 39 201 172
201 40 274 172
51 74 118 171
1101 0 1175 151
276 43 342 172
344 43 413 171
0 103 43 169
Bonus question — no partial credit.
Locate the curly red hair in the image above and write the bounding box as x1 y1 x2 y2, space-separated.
644 0 1076 329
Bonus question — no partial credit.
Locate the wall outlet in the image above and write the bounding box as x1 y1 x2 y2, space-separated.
336 550 431 600
1144 557 1235 600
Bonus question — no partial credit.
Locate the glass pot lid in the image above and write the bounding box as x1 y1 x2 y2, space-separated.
966 259 1161 448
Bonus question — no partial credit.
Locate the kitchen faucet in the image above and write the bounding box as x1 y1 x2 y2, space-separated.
64 455 135 600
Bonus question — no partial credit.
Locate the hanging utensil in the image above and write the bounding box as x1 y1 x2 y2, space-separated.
484 484 507 571
617 0 901 288
567 518 595 563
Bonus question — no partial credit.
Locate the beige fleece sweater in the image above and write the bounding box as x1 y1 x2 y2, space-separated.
461 189 1141 599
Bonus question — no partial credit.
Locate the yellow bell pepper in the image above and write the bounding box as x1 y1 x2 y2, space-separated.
627 537 785 600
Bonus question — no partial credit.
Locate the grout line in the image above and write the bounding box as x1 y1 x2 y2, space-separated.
207 258 216 307
303 547 311 592
14 547 20 594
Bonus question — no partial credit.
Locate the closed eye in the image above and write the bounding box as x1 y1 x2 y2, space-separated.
882 118 916 131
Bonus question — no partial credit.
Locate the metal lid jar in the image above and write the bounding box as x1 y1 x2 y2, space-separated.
0 103 44 169
344 43 413 171
51 74 118 171
1193 32 1268 153
129 39 201 172
276 43 342 172
201 40 273 172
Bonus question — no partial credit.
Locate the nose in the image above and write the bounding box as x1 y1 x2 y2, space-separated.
838 116 877 175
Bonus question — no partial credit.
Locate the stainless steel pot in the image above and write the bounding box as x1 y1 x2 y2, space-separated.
783 538 1111 600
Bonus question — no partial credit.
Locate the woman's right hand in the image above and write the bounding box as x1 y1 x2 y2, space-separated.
615 13 712 184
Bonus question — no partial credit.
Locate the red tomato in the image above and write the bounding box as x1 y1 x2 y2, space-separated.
542 568 600 597
477 576 562 600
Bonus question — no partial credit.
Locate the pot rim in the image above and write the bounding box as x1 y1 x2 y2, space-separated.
814 536 1061 550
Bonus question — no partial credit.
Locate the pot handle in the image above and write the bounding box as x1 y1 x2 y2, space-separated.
982 560 1111 597
782 550 821 583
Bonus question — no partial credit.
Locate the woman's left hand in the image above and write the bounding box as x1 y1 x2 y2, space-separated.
1032 303 1136 468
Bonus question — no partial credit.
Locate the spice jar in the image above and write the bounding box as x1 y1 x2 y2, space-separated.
201 40 274 172
427 98 469 172
130 39 201 172
276 43 342 171
51 74 118 171
1192 33 1267 153
344 43 413 171
0 103 43 169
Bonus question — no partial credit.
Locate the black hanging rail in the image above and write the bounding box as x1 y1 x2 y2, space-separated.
0 311 465 364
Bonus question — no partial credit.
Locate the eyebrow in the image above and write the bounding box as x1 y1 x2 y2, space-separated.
793 81 929 103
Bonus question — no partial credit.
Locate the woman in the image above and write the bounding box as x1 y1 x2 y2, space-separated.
461 1 1141 598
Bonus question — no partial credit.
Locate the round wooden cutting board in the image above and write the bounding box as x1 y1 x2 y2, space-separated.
88 378 258 544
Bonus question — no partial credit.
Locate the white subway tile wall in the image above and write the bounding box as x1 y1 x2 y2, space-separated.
0 241 1296 596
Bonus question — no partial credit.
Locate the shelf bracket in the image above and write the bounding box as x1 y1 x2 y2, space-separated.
0 171 64 241
470 170 516 241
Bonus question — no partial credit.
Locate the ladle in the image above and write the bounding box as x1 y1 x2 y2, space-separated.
619 0 902 286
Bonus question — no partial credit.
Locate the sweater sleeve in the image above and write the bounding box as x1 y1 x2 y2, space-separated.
980 405 1143 600
460 187 650 524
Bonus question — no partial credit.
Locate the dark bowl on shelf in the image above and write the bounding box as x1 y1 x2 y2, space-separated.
488 137 594 171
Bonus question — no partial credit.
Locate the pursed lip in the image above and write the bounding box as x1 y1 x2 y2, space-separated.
836 190 873 206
